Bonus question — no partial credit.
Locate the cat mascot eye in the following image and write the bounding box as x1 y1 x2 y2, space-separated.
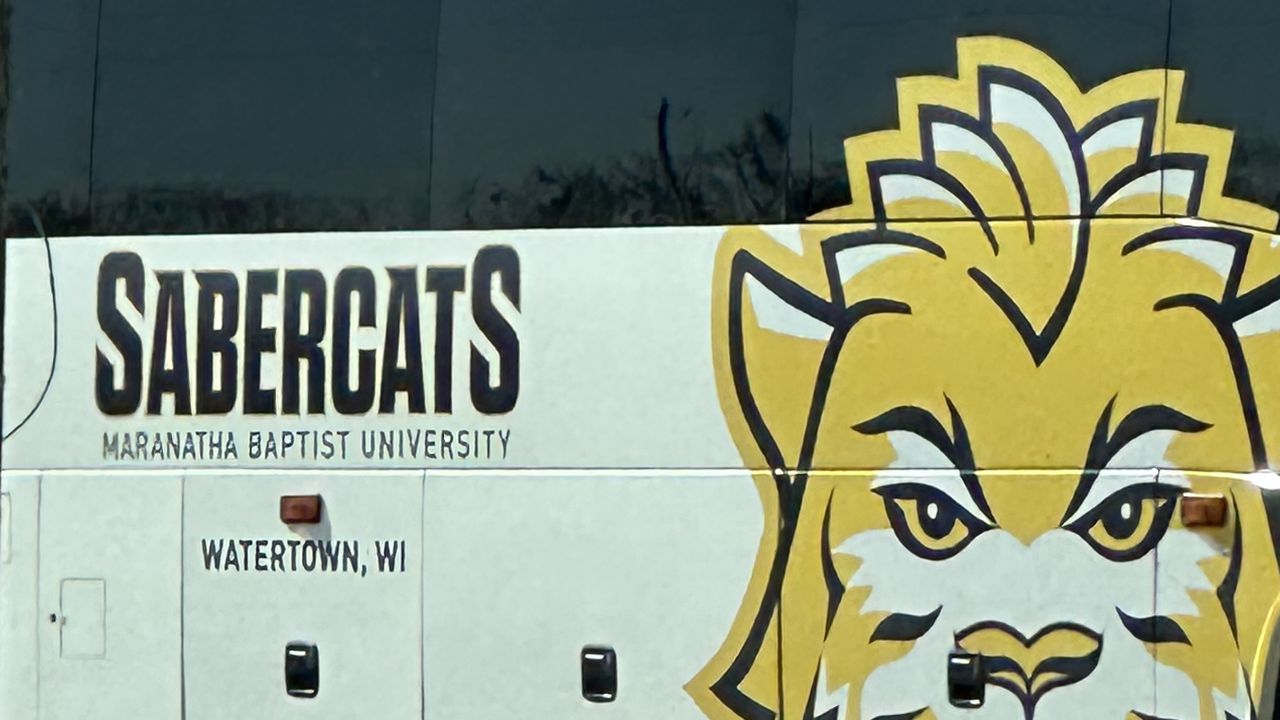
875 483 993 560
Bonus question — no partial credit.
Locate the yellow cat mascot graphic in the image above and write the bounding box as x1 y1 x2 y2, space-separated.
693 37 1280 720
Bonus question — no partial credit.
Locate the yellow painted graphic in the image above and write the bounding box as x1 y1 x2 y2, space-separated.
692 37 1280 720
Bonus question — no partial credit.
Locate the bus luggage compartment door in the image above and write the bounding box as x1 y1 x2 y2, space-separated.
1153 470 1259 719
182 471 423 720
422 471 765 719
798 470 1160 720
37 473 183 720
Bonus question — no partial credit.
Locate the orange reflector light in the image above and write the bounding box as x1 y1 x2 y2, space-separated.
280 495 323 524
1181 493 1227 528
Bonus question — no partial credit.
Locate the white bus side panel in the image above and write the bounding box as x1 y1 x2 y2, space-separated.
422 471 763 718
183 471 424 720
0 474 39 720
36 472 182 720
